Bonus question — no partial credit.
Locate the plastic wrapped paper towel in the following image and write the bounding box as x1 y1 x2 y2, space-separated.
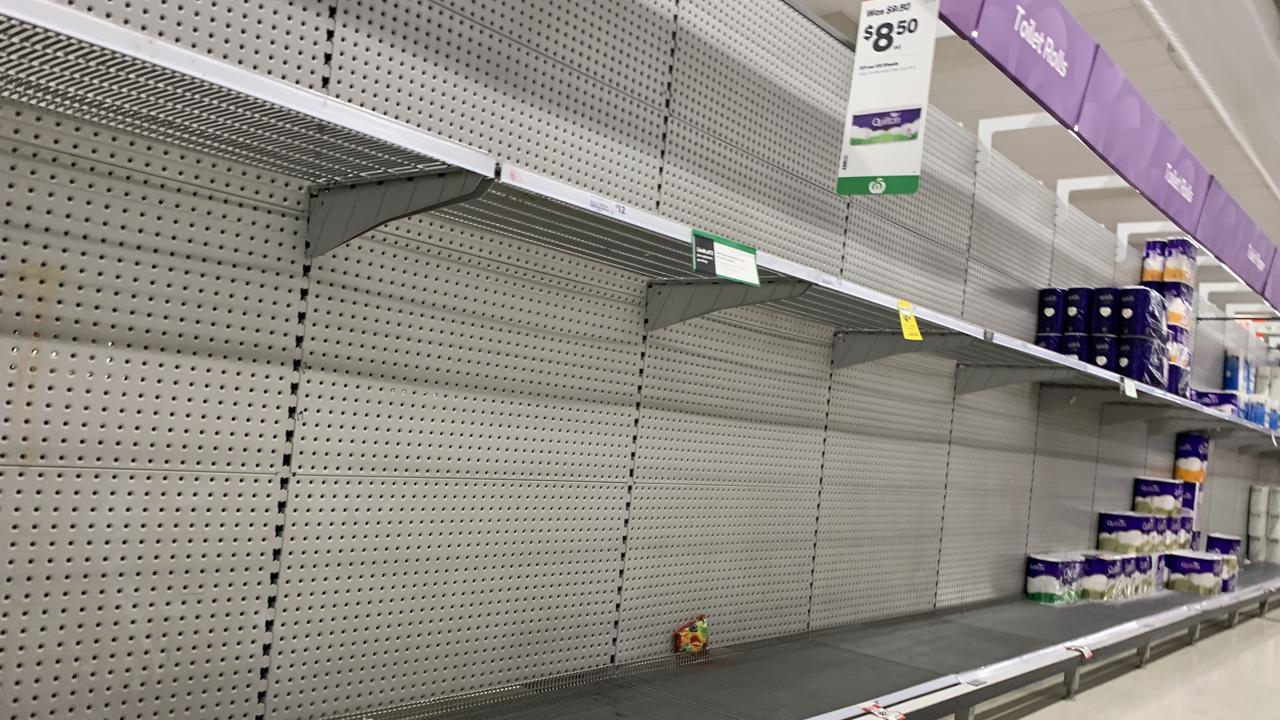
1166 552 1224 596
1026 554 1083 605
1133 477 1182 516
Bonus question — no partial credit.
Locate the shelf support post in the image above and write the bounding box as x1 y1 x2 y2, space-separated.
1064 667 1081 698
1188 622 1202 645
1136 643 1152 668
645 279 810 331
307 170 493 256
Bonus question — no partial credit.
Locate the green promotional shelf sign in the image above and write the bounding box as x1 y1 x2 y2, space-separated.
837 0 940 196
691 229 759 286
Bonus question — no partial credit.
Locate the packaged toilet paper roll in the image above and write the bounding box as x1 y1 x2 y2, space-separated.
1062 334 1090 363
1191 390 1239 416
1098 511 1157 553
1174 433 1210 484
1135 554 1156 595
1248 535 1267 563
1118 286 1169 340
1134 477 1183 516
1038 288 1067 335
1270 539 1280 559
1249 514 1267 537
1091 287 1120 336
1118 336 1169 387
1205 533 1243 559
1167 366 1191 398
1268 487 1280 517
1224 354 1248 392
1026 554 1083 605
1090 335 1118 372
1063 288 1094 335
1251 485 1271 516
1163 238 1197 284
1082 554 1125 601
1035 333 1062 353
1177 516 1194 549
1142 240 1167 283
1161 282 1196 330
1219 555 1239 593
1165 551 1224 596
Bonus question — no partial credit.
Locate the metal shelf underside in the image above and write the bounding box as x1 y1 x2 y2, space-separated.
332 565 1280 720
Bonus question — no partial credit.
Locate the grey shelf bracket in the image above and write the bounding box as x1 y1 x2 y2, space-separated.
645 279 810 331
832 332 976 369
1040 387 1123 410
954 366 1077 395
307 170 493 256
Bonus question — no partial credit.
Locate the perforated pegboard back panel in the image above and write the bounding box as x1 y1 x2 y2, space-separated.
812 353 956 628
329 0 668 209
845 203 969 316
668 0 852 189
969 148 1056 286
615 482 820 662
1052 204 1117 288
292 217 645 479
633 306 833 485
1092 414 1150 527
860 107 978 254
1115 245 1142 285
0 107 304 472
936 384 1039 608
1192 299 1228 392
0 106 303 720
1145 430 1176 478
961 258 1039 341
660 119 848 275
1202 449 1249 539
1026 393 1102 552
51 0 333 90
267 477 628 720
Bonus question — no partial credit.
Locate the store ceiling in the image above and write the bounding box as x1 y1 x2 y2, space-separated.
792 0 1280 326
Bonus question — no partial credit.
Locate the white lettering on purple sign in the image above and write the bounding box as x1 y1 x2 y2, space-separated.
1164 163 1195 203
1248 245 1267 272
1014 5 1069 78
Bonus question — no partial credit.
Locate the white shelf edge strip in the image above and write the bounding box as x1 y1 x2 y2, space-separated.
496 164 986 339
0 0 497 177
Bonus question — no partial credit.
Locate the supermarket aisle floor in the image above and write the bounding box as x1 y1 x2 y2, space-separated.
1009 615 1280 719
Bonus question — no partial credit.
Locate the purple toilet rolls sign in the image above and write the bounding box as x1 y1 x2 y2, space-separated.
973 0 1097 125
1264 259 1280 310
1197 180 1273 293
1075 49 1162 187
940 0 986 36
1140 126 1211 233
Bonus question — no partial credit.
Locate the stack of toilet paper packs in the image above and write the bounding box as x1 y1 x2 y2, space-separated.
1253 485 1280 562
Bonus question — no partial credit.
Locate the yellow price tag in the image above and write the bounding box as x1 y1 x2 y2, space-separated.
897 300 923 341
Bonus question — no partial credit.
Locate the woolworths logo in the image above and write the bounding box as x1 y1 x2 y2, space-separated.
869 178 887 194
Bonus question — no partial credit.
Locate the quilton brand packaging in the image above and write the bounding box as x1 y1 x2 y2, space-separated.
1026 554 1084 605
1117 286 1168 340
1191 390 1239 415
1035 333 1063 353
1118 336 1168 387
1134 554 1156 595
1165 551 1224 596
1098 511 1156 553
1141 240 1167 283
1090 335 1118 372
1091 286 1119 336
1038 288 1067 335
1161 282 1196 329
1163 238 1197 284
1220 554 1239 593
1177 516 1193 548
1174 433 1209 483
1082 554 1124 601
1205 533 1243 559
1167 365 1191 398
1062 333 1090 362
1133 477 1182 516
1063 287 1094 334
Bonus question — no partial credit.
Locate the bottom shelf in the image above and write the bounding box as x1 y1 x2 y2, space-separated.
336 565 1280 720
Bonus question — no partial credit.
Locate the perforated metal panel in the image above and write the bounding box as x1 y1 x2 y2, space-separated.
271 216 645 718
1201 449 1251 539
845 203 969 316
329 0 669 208
0 106 304 720
1051 204 1117 287
936 384 1039 608
659 119 848 275
1192 301 1227 391
1145 430 1176 478
615 481 820 662
0 106 304 471
1026 393 1102 551
267 477 628 720
52 0 332 90
864 108 978 254
633 307 832 485
969 148 1056 285
668 0 852 189
812 354 956 628
960 258 1039 341
291 218 646 479
1092 415 1150 526
1115 246 1142 285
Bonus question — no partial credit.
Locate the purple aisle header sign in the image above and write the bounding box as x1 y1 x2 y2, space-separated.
940 0 986 36
1140 125 1211 233
1075 49 1162 188
1196 180 1273 294
972 0 1098 126
1263 255 1280 310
